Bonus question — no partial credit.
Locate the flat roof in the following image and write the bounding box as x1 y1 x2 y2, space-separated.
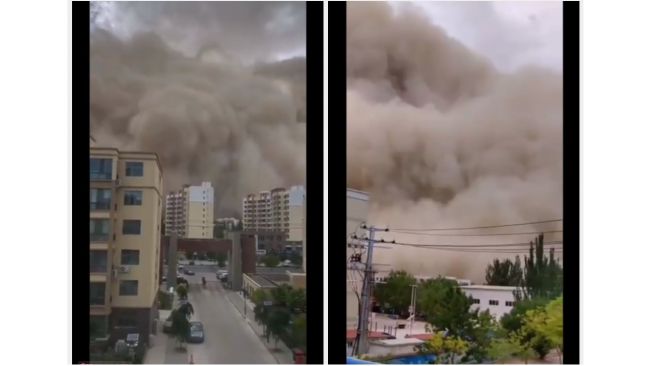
244 273 278 288
372 338 424 346
460 285 518 291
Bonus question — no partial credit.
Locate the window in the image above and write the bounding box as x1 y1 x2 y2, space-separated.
119 280 138 296
90 219 110 242
90 251 108 272
122 220 141 235
124 191 143 206
90 189 112 210
489 300 499 306
90 158 112 180
505 301 515 307
125 162 143 177
121 250 140 265
90 282 106 305
471 298 480 304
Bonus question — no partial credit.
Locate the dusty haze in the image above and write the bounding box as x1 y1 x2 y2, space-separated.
346 2 563 283
90 3 306 216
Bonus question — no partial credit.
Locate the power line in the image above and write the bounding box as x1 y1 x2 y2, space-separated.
355 239 563 248
389 230 563 237
391 219 562 231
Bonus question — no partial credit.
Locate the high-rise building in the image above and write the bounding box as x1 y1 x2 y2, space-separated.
242 185 305 243
165 182 214 239
90 147 163 344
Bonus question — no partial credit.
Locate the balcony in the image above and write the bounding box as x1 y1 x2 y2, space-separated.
90 233 110 242
90 172 112 181
90 201 111 211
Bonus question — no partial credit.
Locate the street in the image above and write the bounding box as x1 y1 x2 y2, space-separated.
148 268 278 364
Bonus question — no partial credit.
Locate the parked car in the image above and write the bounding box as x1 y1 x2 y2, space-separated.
188 321 204 343
184 269 195 275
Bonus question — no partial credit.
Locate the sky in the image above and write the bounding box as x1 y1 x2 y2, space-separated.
396 1 563 73
91 1 306 64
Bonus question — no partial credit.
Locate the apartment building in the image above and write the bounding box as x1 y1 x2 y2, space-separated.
242 185 305 245
90 147 163 344
165 182 214 239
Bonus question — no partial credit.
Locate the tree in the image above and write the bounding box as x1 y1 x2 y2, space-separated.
485 256 523 286
524 296 563 362
262 254 280 267
500 297 551 359
417 277 473 337
170 309 191 350
373 270 416 316
487 333 537 364
289 313 307 351
176 284 188 300
419 331 469 364
461 309 499 363
519 234 563 301
216 252 227 268
267 306 291 347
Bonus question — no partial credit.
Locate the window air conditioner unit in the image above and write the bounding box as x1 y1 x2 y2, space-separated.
119 265 130 273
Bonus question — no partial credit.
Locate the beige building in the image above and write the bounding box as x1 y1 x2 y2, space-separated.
90 147 163 343
347 188 370 329
165 182 214 239
242 185 305 243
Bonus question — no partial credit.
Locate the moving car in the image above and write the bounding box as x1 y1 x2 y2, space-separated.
188 321 204 343
184 269 195 275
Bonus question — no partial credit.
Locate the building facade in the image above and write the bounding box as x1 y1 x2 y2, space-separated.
347 188 370 330
90 147 163 344
460 285 521 319
242 185 305 250
165 182 214 239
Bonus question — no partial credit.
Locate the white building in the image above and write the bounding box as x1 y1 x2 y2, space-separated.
165 182 214 239
460 285 520 319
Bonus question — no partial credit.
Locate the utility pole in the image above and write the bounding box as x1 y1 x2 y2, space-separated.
409 284 417 336
354 224 389 356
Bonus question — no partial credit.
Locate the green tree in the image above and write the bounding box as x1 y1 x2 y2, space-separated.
262 254 280 267
417 277 472 337
519 234 563 301
216 252 227 268
267 306 291 347
487 333 537 364
419 331 469 364
500 297 551 359
176 284 188 300
170 309 191 350
461 309 499 363
524 296 563 362
373 270 416 316
485 256 523 286
289 313 307 351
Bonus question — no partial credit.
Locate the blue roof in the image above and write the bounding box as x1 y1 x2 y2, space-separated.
347 357 377 364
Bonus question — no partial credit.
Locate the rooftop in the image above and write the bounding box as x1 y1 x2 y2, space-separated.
460 285 518 291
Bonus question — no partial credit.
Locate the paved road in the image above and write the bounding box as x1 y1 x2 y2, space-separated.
182 270 278 364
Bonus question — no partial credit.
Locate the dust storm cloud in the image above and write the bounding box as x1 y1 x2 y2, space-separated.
90 2 306 216
346 2 563 282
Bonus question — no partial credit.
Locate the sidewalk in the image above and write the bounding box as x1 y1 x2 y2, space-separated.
224 290 295 364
